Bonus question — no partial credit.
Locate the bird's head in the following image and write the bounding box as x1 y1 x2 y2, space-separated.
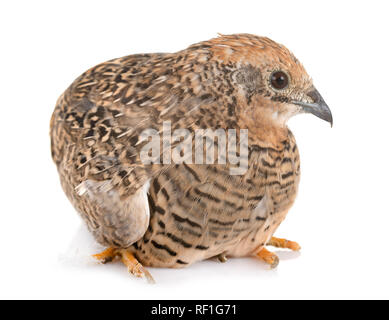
204 34 332 140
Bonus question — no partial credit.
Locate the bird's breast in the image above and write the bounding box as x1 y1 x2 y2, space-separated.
132 132 300 267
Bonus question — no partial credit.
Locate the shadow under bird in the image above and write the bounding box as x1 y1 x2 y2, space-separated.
50 33 332 282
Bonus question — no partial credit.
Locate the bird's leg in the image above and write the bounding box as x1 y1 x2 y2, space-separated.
93 248 155 283
256 247 279 269
267 237 301 251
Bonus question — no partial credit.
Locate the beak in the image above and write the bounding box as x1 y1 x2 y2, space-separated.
292 87 333 127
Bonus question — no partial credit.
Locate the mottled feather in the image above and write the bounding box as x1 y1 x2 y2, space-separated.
50 34 313 267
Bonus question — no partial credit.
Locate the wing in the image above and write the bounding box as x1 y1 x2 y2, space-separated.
51 47 236 197
50 49 232 246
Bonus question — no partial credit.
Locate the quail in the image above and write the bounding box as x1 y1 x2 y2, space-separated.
50 34 332 282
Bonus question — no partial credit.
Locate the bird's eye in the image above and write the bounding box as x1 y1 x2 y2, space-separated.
270 71 289 90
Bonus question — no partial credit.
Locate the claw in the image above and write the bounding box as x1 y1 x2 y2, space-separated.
217 253 228 263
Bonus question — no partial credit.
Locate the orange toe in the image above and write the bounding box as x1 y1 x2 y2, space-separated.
256 247 279 269
92 247 155 283
268 237 301 251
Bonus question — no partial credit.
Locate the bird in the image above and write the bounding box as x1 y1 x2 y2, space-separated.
50 33 332 282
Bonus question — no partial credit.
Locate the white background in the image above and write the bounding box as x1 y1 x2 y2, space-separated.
1 0 388 299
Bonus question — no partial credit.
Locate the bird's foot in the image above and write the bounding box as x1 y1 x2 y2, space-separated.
256 247 279 269
93 248 155 283
256 237 300 268
217 252 228 263
93 247 117 264
267 236 301 251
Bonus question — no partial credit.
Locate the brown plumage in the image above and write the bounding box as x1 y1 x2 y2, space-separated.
50 33 332 281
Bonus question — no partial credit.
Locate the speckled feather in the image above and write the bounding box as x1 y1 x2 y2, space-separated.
50 34 310 267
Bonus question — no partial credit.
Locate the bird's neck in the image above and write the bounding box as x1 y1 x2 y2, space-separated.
236 96 290 149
